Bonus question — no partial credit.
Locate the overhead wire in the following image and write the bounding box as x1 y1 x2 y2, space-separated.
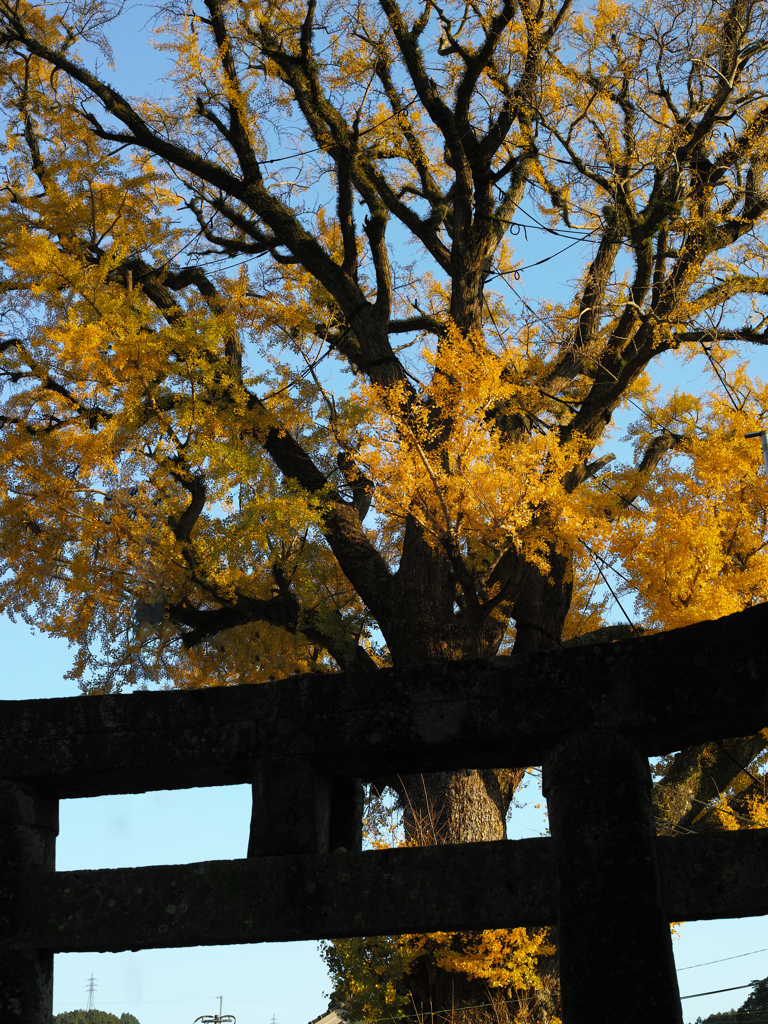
287 982 768 1023
183 192 597 282
509 197 595 238
257 345 335 403
60 948 768 1011
488 228 598 280
682 982 755 1000
698 336 747 412
580 538 634 588
714 742 765 789
678 947 768 971
579 537 641 634
136 140 598 287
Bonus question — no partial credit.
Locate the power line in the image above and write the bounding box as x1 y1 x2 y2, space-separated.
698 338 745 412
351 983 767 1024
689 1015 768 1019
79 995 323 1005
678 948 768 972
257 96 421 166
488 229 598 281
682 982 754 1000
715 741 764 788
190 209 597 281
579 537 641 635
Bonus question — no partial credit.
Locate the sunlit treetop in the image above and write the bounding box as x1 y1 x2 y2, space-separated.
0 0 768 694
3 5 768 1012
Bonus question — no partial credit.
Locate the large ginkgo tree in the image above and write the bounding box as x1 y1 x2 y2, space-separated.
1 0 768 1018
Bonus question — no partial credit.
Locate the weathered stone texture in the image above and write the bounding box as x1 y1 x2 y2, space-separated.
544 732 682 1024
1 603 768 1024
17 830 768 954
0 782 58 1023
1 603 767 797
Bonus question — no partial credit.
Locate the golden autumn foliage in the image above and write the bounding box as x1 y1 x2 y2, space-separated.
322 929 554 1023
3 0 768 681
353 325 595 563
607 382 768 630
322 794 557 1024
2 0 768 1017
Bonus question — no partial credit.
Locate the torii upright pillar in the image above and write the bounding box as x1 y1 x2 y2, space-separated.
544 730 682 1023
0 780 58 1022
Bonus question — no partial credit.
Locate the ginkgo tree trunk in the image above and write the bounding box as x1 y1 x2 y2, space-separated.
2 0 768 1019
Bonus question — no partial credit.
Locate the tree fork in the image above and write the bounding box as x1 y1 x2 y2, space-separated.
511 546 573 654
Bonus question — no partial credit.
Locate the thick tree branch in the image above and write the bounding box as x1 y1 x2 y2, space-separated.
168 593 378 672
653 735 768 832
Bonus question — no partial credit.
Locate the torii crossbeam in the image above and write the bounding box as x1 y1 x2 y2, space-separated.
2 603 768 1024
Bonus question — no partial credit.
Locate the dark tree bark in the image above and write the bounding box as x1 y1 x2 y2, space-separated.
3 4 768 1022
511 549 574 655
653 735 768 834
387 768 530 1021
379 545 573 1024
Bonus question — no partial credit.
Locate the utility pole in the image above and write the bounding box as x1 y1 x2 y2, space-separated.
746 429 768 482
193 1009 236 1024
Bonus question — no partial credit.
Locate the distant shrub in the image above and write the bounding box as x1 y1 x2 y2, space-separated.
696 978 768 1024
53 1011 140 1024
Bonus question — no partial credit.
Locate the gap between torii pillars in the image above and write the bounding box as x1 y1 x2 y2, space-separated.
543 730 683 1024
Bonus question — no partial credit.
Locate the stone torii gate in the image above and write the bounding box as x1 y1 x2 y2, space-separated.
3 603 768 1024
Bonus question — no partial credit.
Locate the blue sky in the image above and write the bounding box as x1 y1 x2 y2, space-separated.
2 4 768 1020
1 615 334 1024
2 614 768 1024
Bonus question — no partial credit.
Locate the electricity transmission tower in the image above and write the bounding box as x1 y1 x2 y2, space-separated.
85 974 97 1012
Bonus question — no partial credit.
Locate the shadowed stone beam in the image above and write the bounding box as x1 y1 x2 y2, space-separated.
20 831 768 954
2 603 768 798
3 601 768 1024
